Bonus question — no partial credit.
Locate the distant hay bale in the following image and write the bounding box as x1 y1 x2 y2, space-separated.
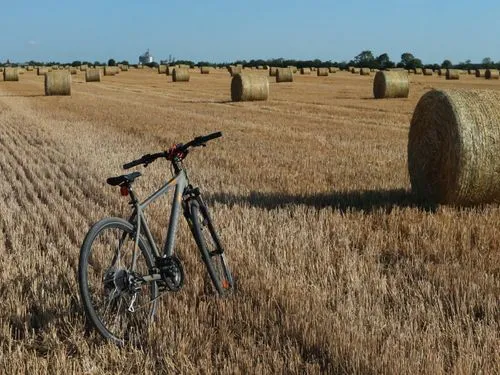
475 69 486 78
287 66 297 74
200 66 211 74
373 71 409 99
27 66 34 71
311 67 317 71
166 66 175 75
70 67 77 75
45 71 71 96
231 73 269 102
172 68 190 82
300 67 311 75
3 68 19 81
228 65 242 76
329 67 338 73
269 67 278 76
317 68 329 76
80 64 88 71
468 69 475 75
85 69 101 82
414 68 423 75
158 65 167 74
276 67 293 83
485 69 499 79
37 67 49 76
120 65 129 71
18 69 25 75
360 68 370 76
351 68 360 74
408 89 500 205
423 68 433 76
257 65 264 70
104 66 117 76
438 69 447 76
446 69 459 80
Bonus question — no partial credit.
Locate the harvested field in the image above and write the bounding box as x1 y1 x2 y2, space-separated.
0 69 498 374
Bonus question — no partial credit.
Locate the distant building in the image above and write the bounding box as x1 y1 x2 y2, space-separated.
139 49 153 64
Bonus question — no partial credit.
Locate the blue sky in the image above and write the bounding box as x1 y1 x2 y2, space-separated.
1 0 499 64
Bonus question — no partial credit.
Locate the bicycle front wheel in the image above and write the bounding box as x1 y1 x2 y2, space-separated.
78 217 158 345
188 199 234 296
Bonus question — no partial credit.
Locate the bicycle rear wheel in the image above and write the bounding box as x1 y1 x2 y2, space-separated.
188 199 234 296
78 217 158 345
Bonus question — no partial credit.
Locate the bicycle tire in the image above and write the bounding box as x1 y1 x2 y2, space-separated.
78 217 158 345
188 199 234 296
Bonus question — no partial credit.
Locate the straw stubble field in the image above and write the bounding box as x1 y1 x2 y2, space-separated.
0 69 498 374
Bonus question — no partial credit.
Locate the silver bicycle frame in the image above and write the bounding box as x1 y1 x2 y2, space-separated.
131 170 188 261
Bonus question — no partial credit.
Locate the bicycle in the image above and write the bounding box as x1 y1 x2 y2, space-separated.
78 131 234 345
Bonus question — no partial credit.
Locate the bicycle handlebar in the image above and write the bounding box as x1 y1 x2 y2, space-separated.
123 132 223 170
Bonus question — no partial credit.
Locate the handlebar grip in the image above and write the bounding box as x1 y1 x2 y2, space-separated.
123 159 143 170
200 131 222 142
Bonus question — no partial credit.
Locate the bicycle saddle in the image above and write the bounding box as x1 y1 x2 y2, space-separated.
106 172 142 186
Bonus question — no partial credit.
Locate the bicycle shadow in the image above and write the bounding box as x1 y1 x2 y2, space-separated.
207 188 436 213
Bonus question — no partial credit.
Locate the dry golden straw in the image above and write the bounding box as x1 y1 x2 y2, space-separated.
446 69 459 80
3 68 19 81
317 68 329 76
408 89 500 205
45 71 71 96
485 69 499 79
276 68 293 82
231 73 269 102
172 68 190 82
373 71 409 99
85 69 101 82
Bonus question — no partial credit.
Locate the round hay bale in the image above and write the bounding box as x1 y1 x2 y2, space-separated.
352 68 360 74
200 66 211 74
158 65 167 74
18 69 25 75
228 65 242 76
3 68 19 81
45 71 71 96
257 66 264 70
438 69 447 76
120 65 129 71
329 67 338 73
414 68 423 75
317 68 329 76
172 68 190 82
37 67 49 76
85 69 101 82
468 69 475 75
408 89 500 205
166 66 175 76
373 71 409 99
276 67 293 83
231 73 269 102
446 69 459 80
27 66 34 71
80 64 88 71
301 67 311 75
70 67 78 75
360 68 370 76
104 66 117 76
269 67 278 77
287 66 297 74
485 69 499 79
475 69 486 78
423 68 433 76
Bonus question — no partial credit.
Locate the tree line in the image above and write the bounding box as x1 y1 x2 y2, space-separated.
2 52 500 70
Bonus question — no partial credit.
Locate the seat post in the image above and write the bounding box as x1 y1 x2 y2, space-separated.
128 185 139 206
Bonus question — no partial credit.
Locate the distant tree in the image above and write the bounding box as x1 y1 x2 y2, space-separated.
94 61 102 66
400 53 415 67
71 61 81 67
482 57 493 68
375 53 395 69
406 58 423 70
354 50 375 67
107 59 116 66
441 59 453 68
118 60 129 66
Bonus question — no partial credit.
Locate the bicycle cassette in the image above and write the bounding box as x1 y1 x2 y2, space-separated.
157 255 185 292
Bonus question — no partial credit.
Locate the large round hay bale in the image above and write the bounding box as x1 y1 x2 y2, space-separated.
85 69 101 82
3 68 19 81
360 68 370 76
231 73 269 102
300 67 311 75
414 68 423 75
276 68 293 83
158 65 167 74
200 66 211 74
408 89 500 205
329 67 338 73
269 67 278 76
475 69 486 78
104 66 117 76
446 69 459 80
423 68 433 76
485 69 499 79
45 71 71 96
172 68 190 82
373 71 409 99
317 68 329 76
228 65 242 76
